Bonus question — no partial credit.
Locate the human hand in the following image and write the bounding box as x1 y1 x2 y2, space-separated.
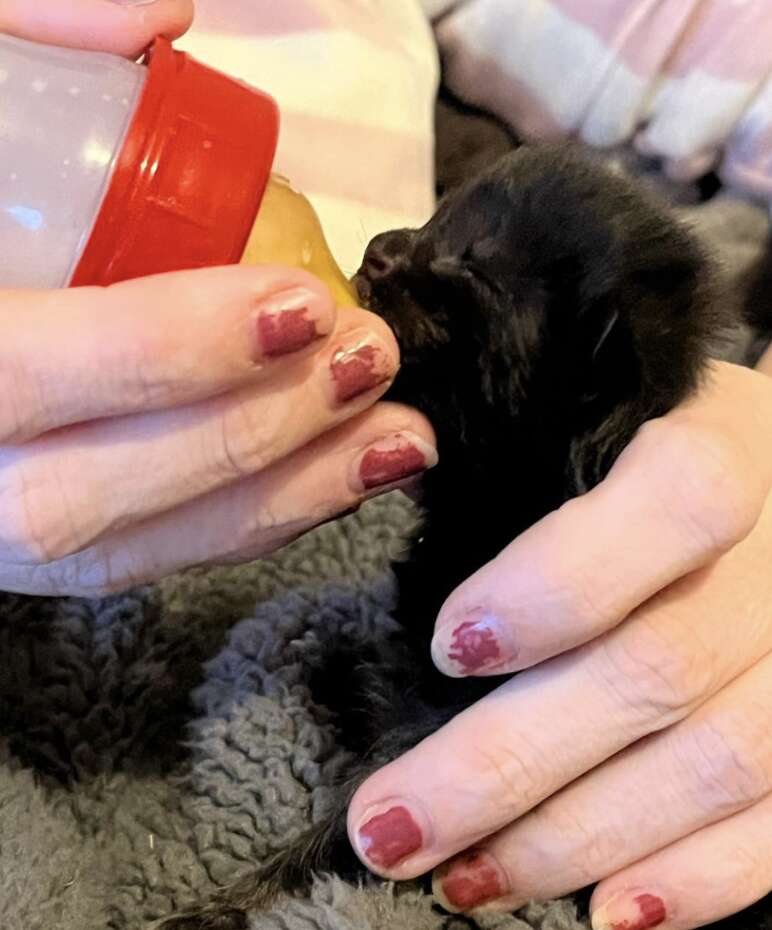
347 360 772 930
0 0 194 58
0 1 436 597
0 266 435 596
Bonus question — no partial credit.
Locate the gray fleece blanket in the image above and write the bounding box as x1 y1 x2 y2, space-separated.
0 493 588 930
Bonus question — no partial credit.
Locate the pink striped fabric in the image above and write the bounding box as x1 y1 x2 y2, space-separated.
664 1 772 81
178 0 438 273
277 112 433 215
433 0 772 201
554 0 697 75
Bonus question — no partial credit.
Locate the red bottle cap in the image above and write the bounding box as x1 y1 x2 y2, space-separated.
70 38 279 287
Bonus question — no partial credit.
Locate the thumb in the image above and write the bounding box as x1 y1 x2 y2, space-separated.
0 0 194 58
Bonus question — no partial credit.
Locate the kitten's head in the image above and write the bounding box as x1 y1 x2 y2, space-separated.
355 145 716 489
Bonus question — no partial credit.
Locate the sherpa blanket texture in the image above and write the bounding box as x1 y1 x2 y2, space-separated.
0 493 591 930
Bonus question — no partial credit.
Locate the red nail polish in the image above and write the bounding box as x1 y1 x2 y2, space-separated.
331 339 391 403
447 615 504 673
258 306 322 357
610 895 667 930
359 433 434 490
357 805 422 869
438 852 505 911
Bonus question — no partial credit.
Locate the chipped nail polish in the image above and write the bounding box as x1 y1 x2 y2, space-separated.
358 432 438 491
257 306 319 357
593 892 667 930
357 805 422 869
435 851 506 912
432 611 513 676
330 335 393 403
255 288 329 358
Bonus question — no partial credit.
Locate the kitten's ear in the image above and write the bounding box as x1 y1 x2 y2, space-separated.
429 256 475 282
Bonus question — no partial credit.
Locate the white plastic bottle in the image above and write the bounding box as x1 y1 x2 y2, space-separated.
0 33 280 289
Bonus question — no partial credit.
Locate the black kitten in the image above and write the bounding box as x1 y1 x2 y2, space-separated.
159 145 721 930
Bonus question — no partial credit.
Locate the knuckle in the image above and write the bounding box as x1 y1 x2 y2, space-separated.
577 830 624 884
598 616 715 726
531 802 620 886
0 461 85 564
640 419 759 556
536 499 619 631
213 396 278 480
120 347 167 410
102 284 182 406
250 503 303 536
678 717 772 816
115 324 202 412
553 561 612 633
222 495 323 560
0 363 39 442
572 832 624 887
470 732 552 820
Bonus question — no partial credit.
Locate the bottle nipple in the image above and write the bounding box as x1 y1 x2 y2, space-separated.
241 174 358 307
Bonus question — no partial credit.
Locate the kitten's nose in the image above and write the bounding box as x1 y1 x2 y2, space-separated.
362 229 414 280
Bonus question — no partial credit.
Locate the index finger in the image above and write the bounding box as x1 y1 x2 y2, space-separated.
0 266 390 443
431 362 772 679
0 0 194 58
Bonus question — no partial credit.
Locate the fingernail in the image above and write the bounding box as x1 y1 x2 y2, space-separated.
431 610 515 677
254 287 332 359
330 332 395 403
434 851 507 913
355 432 438 492
356 805 423 869
592 892 667 930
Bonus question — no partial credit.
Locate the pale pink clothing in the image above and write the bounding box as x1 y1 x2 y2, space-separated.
430 0 772 200
177 0 439 275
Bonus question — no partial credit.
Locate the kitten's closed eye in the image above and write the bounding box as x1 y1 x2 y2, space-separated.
357 145 717 462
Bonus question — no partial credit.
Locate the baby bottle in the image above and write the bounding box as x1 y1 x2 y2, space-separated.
0 33 356 305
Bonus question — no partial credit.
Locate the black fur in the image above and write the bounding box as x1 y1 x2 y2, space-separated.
159 145 737 929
